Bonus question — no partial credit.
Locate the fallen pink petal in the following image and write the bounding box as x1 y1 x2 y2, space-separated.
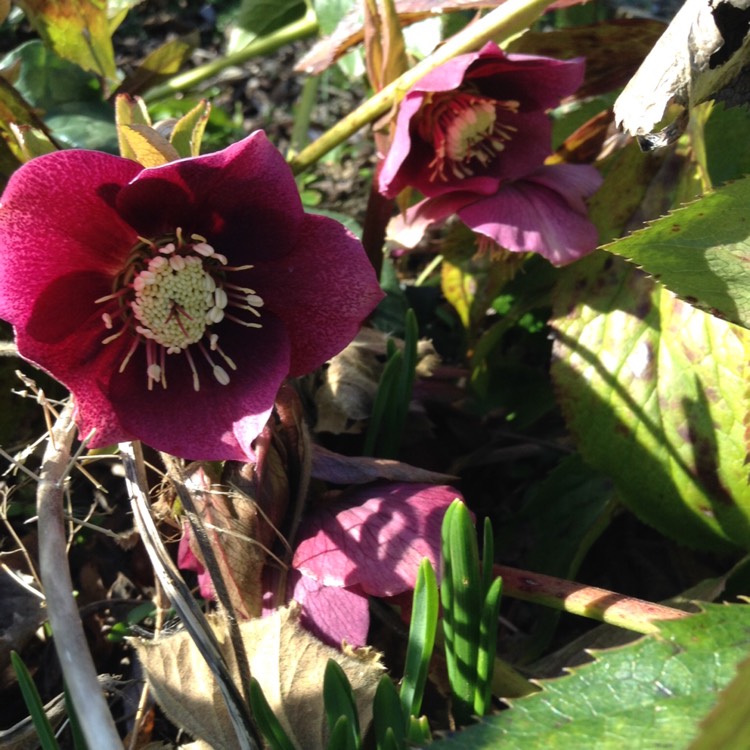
0 132 383 459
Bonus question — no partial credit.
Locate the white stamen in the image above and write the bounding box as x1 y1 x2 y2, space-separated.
102 313 113 329
214 288 228 309
207 307 225 324
213 366 230 385
169 255 186 271
194 242 215 257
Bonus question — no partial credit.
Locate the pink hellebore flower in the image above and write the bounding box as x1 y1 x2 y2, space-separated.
378 42 602 265
379 42 586 201
0 132 383 459
290 483 458 647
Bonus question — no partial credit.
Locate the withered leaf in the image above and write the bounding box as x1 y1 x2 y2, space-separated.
310 327 437 435
134 605 383 750
615 0 750 149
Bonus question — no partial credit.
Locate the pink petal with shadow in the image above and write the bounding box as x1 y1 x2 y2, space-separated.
293 483 460 596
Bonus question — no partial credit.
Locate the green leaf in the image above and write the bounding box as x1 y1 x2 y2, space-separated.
442 500 482 724
605 175 750 331
400 558 438 723
248 677 297 750
11 651 60 750
327 715 355 750
324 660 361 750
688 652 750 750
429 604 750 749
236 0 307 37
17 0 117 83
2 41 117 151
552 253 750 551
374 676 406 750
169 99 211 158
118 32 199 96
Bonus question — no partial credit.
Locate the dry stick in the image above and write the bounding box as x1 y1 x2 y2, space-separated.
120 441 261 750
37 402 123 748
160 452 253 708
495 565 691 635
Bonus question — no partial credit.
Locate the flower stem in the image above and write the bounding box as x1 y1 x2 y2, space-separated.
144 6 320 102
288 0 552 175
495 564 691 634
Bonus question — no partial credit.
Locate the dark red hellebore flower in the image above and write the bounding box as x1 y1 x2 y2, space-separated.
0 132 383 459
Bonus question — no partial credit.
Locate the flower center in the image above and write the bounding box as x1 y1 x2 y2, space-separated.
416 91 520 183
97 230 264 391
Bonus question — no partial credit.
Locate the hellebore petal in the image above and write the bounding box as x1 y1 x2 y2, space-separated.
458 163 603 265
379 42 586 199
289 569 371 647
0 132 383 459
292 483 459 597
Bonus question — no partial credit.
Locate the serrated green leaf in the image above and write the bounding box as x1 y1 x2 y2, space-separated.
552 253 750 551
605 176 750 331
17 0 117 83
429 603 750 750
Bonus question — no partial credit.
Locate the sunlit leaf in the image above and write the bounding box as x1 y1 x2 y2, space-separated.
16 0 117 83
552 253 750 551
169 99 211 158
688 652 750 750
429 604 750 749
118 32 199 96
118 123 180 166
605 175 750 331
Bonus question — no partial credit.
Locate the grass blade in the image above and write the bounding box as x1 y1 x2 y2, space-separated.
248 677 297 750
400 558 438 723
11 651 60 750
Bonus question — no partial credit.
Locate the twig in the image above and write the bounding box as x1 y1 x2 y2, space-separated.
495 565 691 635
160 452 253 707
120 441 261 750
37 402 122 748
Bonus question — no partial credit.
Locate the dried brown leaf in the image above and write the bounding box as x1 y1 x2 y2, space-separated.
615 0 750 148
134 605 384 750
311 327 437 435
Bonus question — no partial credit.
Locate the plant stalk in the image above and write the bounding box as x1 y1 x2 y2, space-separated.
495 564 691 635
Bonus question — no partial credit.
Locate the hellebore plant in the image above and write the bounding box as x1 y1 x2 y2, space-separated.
0 132 383 459
379 42 602 265
180 482 459 648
